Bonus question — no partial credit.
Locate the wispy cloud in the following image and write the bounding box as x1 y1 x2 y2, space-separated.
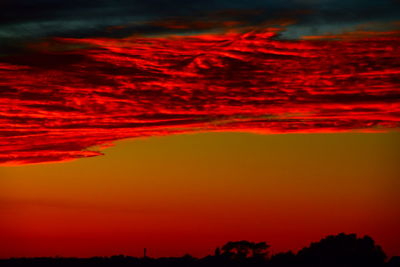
0 27 399 165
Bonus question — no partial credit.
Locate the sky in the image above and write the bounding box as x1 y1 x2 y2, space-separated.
0 0 399 259
1 132 399 258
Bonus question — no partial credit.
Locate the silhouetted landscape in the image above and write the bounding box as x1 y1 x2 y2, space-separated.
1 233 399 267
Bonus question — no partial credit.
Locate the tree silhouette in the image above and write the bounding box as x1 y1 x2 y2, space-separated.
270 251 297 264
0 233 394 267
221 240 270 260
252 241 270 259
297 233 386 265
387 256 400 266
214 247 221 257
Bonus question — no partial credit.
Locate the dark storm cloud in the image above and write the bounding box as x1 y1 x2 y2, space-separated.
1 0 399 53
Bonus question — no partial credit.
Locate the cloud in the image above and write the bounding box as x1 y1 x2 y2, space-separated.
301 21 400 40
0 28 399 165
1 0 399 52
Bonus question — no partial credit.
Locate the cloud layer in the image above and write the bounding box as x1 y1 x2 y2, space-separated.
1 0 400 50
0 29 399 165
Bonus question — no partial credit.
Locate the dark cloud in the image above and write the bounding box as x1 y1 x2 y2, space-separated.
1 0 399 53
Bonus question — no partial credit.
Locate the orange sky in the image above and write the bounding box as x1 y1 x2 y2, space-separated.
0 132 399 258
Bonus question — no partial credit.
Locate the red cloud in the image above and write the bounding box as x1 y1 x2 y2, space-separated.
0 30 399 165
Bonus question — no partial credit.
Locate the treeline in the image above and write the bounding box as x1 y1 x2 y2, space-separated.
1 233 399 267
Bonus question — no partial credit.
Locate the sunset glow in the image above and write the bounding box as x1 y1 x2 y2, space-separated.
1 0 399 263
1 132 399 258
